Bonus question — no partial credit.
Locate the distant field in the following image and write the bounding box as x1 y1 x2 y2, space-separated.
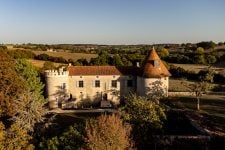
172 63 225 74
172 64 208 73
31 50 97 61
28 59 64 68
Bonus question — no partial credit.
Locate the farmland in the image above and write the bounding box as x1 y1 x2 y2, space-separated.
28 59 64 68
31 50 97 61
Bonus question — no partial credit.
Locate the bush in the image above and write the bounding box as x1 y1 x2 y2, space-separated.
85 114 133 150
7 50 36 59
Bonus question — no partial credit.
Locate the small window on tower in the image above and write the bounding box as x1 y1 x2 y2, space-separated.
61 83 66 89
154 60 160 67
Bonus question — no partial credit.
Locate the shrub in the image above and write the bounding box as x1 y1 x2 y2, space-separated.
85 114 133 150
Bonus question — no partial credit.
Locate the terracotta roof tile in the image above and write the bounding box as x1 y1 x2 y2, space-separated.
68 66 140 76
142 48 171 78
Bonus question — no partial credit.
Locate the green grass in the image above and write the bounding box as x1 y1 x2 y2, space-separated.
167 95 225 131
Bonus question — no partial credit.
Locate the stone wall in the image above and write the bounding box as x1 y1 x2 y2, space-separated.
68 75 136 105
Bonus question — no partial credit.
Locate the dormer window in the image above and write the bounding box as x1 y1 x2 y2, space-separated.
154 60 160 67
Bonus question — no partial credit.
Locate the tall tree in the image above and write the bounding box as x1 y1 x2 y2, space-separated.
0 50 25 116
120 94 166 148
158 47 169 58
86 114 133 150
196 47 205 54
15 59 45 103
112 54 124 66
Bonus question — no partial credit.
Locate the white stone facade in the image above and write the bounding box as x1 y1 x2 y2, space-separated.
45 49 171 109
45 68 169 109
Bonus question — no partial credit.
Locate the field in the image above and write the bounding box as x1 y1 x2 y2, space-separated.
32 50 97 61
28 59 64 68
172 63 225 74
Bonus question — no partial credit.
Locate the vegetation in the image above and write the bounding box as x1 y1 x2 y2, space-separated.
181 81 210 110
39 123 85 150
0 50 46 148
120 94 166 148
0 40 225 149
86 114 133 150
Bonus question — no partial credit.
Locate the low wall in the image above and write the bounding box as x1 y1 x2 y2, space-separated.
169 91 225 97
168 92 194 96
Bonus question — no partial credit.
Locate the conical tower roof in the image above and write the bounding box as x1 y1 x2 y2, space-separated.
142 47 171 78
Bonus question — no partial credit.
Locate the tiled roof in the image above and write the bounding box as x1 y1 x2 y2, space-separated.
68 48 171 78
68 66 140 76
142 48 171 78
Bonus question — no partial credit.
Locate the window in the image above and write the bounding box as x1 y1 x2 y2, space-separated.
111 80 117 88
95 80 100 87
154 60 160 67
78 81 84 88
127 80 133 87
61 83 66 89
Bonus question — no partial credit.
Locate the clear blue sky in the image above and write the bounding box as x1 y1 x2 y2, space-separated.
0 0 225 44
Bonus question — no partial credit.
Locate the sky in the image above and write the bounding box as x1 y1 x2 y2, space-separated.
0 0 225 44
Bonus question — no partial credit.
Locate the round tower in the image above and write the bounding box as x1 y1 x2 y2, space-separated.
45 67 69 109
137 47 171 97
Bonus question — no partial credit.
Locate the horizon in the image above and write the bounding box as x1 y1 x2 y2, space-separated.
0 0 225 44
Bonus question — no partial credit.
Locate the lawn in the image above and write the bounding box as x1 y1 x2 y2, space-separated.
167 95 225 133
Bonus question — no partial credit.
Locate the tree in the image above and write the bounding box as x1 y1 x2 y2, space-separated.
198 66 215 83
158 47 169 58
0 51 46 148
120 94 166 149
35 53 49 61
0 122 34 149
196 41 216 50
206 55 217 64
112 54 124 66
15 59 45 103
0 45 7 50
0 51 26 116
194 55 206 64
12 91 46 132
146 80 167 100
120 94 166 129
86 114 133 150
42 61 56 70
181 81 210 110
39 124 85 150
77 58 89 66
196 47 205 54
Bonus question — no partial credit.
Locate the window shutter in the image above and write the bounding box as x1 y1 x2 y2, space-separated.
93 80 95 87
117 81 120 89
76 81 79 87
108 81 111 89
83 81 85 88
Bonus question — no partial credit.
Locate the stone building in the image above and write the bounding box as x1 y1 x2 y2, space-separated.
45 48 171 109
